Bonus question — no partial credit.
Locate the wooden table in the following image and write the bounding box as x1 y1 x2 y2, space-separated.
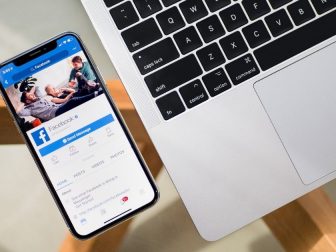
1 80 336 252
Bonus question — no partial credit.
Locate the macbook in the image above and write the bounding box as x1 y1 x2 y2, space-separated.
81 0 336 240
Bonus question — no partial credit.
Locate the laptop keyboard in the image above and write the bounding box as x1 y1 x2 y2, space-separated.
105 0 336 120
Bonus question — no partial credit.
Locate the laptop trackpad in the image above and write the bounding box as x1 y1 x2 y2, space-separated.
254 42 336 184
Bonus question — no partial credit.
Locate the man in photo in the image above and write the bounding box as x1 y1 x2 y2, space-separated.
45 85 76 104
68 56 99 95
17 86 102 122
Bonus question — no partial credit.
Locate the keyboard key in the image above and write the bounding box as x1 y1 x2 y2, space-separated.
133 38 180 75
196 43 226 71
145 55 203 97
287 0 316 26
254 8 336 71
179 80 209 108
110 2 139 30
133 0 162 18
204 0 231 12
104 0 123 8
156 91 185 120
219 31 248 60
242 20 271 48
180 0 209 23
311 0 336 14
157 7 185 35
242 0 271 20
219 4 248 32
226 54 260 85
196 15 226 43
202 68 232 96
162 0 183 7
174 26 203 54
268 0 293 9
121 18 162 52
265 9 293 37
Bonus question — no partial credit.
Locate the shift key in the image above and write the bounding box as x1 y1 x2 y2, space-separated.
133 38 180 75
145 55 203 97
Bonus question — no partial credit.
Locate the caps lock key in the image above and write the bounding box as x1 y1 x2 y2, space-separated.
133 38 180 75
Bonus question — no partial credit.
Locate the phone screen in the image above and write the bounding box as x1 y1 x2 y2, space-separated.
0 34 158 238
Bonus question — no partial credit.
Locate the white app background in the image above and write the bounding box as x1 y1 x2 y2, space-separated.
28 95 155 235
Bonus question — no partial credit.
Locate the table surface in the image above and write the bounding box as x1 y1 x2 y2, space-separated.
1 0 336 251
2 80 336 252
0 0 118 81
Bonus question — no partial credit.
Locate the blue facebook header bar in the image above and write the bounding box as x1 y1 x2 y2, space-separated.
0 35 82 89
38 114 114 157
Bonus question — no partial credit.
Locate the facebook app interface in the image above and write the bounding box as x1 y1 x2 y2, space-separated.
0 35 155 236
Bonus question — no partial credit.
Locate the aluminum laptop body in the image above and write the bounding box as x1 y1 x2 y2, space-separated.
82 0 336 240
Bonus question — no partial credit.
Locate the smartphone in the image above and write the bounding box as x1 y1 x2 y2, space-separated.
0 32 159 239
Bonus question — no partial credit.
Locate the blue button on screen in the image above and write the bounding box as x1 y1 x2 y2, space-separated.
39 114 114 157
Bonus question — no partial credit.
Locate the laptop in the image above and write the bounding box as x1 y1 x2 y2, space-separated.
81 0 336 241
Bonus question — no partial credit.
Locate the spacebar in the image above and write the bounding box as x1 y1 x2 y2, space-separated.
254 10 336 71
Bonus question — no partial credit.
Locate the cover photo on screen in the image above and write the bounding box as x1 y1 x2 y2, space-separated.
6 53 103 132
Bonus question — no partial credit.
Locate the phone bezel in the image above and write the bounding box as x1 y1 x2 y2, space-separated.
0 32 159 240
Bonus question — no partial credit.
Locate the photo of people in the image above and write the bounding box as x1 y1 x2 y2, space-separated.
6 53 103 131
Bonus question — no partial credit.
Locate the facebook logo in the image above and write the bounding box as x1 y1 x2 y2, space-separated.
31 128 50 146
